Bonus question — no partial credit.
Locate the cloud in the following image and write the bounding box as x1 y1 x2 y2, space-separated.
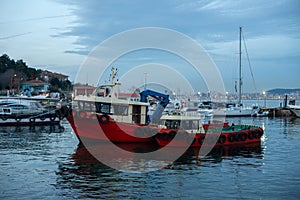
64 49 90 55
52 0 300 91
203 33 300 60
57 0 300 54
0 32 32 40
0 14 73 25
1 0 299 91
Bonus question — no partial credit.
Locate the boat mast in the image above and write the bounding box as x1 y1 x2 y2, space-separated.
238 27 242 105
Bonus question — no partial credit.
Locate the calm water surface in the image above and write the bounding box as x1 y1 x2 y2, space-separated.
0 116 300 199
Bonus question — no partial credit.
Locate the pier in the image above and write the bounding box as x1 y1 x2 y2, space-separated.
256 94 298 118
260 107 294 117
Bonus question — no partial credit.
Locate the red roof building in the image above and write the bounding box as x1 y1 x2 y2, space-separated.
118 93 140 101
40 70 69 82
74 85 96 96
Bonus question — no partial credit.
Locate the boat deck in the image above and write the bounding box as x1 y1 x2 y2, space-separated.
203 124 259 133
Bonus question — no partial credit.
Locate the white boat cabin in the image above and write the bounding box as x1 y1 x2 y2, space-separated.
73 84 149 125
158 115 205 133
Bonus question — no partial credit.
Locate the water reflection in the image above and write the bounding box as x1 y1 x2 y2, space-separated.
170 143 264 167
0 124 65 134
69 142 264 168
0 124 66 150
289 117 300 124
55 142 264 199
279 117 300 135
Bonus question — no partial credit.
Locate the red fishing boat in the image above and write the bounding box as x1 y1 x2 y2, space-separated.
64 68 264 146
65 67 168 143
155 115 264 147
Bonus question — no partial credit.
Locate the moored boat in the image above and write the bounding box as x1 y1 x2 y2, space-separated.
0 96 66 126
65 68 162 143
252 109 269 117
155 115 263 147
65 67 264 147
288 104 300 118
207 27 259 117
198 101 259 117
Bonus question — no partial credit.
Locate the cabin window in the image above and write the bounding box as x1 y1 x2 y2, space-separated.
95 102 101 112
95 102 111 114
78 101 84 110
132 105 141 124
181 120 199 129
89 102 96 111
101 103 111 114
112 104 128 116
3 108 11 113
77 101 95 111
165 120 180 129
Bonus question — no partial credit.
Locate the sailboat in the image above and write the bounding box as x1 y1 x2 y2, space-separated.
215 27 259 117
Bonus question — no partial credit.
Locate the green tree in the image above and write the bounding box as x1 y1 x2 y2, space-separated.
49 77 60 91
61 79 72 91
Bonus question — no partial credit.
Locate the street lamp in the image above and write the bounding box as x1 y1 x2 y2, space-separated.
10 74 17 95
262 91 266 107
198 92 201 101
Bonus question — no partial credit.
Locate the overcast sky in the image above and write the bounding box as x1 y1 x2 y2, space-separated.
0 0 299 93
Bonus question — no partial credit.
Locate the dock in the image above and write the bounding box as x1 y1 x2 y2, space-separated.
260 107 294 117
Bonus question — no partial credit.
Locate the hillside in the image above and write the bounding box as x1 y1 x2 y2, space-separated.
267 88 300 95
0 54 71 92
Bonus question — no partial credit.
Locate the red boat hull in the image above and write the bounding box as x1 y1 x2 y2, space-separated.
155 127 263 147
66 110 263 148
66 112 156 143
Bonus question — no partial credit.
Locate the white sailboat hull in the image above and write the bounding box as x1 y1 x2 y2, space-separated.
225 108 255 117
214 107 257 117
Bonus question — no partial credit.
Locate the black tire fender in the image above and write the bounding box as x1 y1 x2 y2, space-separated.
228 133 235 142
218 134 226 144
98 114 109 124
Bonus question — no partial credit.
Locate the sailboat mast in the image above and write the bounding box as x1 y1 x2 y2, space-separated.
238 26 242 105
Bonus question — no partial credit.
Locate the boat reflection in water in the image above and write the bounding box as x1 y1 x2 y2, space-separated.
69 142 263 169
55 142 264 198
171 142 263 167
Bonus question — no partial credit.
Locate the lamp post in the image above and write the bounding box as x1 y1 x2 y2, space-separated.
262 91 266 107
10 74 17 95
144 72 148 90
198 92 201 102
226 91 229 102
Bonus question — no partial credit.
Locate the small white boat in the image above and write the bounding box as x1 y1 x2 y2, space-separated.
288 105 300 118
198 101 258 117
223 103 258 117
197 101 214 117
252 110 269 117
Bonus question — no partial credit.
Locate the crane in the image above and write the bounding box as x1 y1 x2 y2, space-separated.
139 90 170 124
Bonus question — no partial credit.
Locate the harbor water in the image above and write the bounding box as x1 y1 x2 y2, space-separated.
1 110 300 199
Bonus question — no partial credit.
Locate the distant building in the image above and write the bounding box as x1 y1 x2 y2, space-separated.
73 85 141 101
21 79 49 95
74 85 96 96
118 93 140 102
40 70 69 82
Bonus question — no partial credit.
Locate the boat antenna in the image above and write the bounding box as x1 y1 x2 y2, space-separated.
109 67 119 84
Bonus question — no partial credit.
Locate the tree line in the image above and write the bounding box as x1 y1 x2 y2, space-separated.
0 54 72 92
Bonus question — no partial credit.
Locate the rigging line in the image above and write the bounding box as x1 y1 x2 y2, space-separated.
242 32 258 100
